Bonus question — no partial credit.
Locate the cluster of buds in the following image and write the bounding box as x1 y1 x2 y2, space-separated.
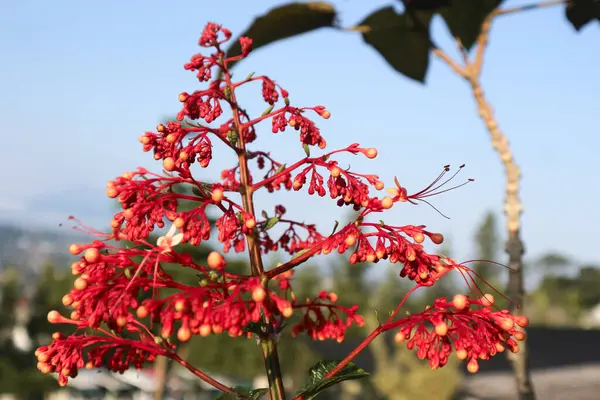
36 21 528 393
393 294 529 373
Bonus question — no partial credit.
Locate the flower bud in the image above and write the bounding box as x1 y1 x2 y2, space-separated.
515 316 529 328
381 196 393 209
199 324 212 337
413 232 425 243
452 294 468 310
394 331 406 343
434 322 448 336
480 294 495 307
62 294 74 307
177 326 192 342
365 148 378 159
211 188 224 202
163 157 176 171
429 233 444 244
74 278 88 290
68 244 83 255
47 310 62 324
207 251 225 269
136 306 148 319
252 287 266 302
345 235 356 247
467 359 479 373
84 248 100 263
455 348 468 360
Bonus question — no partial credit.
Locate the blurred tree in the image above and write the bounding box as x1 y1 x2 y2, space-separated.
224 3 599 398
535 252 572 273
473 211 500 283
575 265 600 310
0 263 74 400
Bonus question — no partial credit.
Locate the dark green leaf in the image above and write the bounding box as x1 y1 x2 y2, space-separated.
438 0 504 50
359 7 433 83
404 0 451 11
242 321 264 336
330 220 339 235
222 2 337 74
566 0 600 31
296 360 369 399
264 216 280 231
217 387 269 400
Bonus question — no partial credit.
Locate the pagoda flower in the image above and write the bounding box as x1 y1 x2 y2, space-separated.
157 223 184 253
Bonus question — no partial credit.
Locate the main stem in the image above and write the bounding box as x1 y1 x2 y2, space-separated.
224 70 286 400
467 74 534 400
464 17 534 399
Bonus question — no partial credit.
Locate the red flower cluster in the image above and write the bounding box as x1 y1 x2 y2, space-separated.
36 22 528 394
291 291 364 343
392 294 529 373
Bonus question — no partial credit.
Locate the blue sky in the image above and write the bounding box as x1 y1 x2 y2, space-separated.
0 0 598 285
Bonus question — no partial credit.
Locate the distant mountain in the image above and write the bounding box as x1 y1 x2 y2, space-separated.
0 224 82 279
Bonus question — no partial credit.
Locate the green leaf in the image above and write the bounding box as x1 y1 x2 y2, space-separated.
274 163 287 174
228 129 239 147
262 103 275 116
222 2 337 74
217 387 269 400
566 0 600 31
292 248 312 260
303 143 311 157
264 216 280 231
290 247 313 266
438 0 504 50
359 7 433 83
296 360 369 399
224 86 232 100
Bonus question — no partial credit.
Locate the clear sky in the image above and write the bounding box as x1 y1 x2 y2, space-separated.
0 0 598 285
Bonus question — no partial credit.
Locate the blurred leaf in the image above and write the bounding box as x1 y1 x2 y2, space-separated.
217 387 268 399
404 0 452 10
359 7 433 82
296 360 369 399
438 0 504 50
222 2 337 74
566 0 600 31
535 252 571 270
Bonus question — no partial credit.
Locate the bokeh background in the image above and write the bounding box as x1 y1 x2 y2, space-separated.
1 0 599 399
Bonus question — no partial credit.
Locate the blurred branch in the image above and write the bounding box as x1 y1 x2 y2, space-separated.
496 0 567 17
